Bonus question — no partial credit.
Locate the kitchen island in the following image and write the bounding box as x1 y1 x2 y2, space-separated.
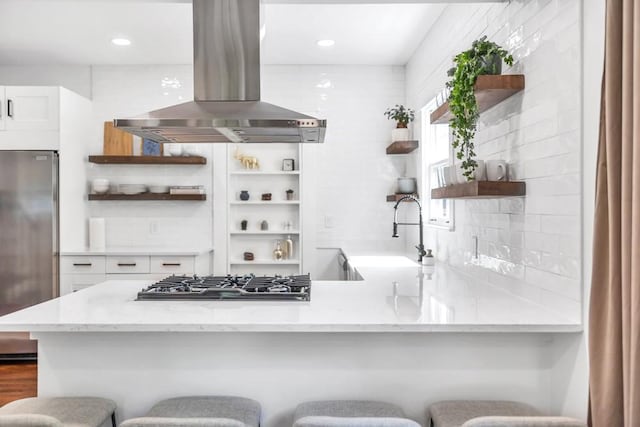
0 254 583 426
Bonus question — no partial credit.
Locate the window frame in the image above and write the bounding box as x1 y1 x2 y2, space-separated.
421 101 455 231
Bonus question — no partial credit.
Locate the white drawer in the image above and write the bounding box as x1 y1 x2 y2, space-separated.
60 256 106 275
150 256 195 274
60 274 106 295
105 256 150 274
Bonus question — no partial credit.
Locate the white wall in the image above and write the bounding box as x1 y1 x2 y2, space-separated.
87 65 214 250
261 65 409 255
406 0 582 321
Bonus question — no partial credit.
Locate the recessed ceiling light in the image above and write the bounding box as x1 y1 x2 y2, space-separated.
317 39 335 47
111 38 131 46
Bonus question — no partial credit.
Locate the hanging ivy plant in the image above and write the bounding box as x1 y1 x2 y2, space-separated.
446 36 514 180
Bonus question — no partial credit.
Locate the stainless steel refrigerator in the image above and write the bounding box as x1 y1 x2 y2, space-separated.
0 151 59 359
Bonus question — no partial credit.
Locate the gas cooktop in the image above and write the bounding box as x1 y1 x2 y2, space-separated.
136 274 311 301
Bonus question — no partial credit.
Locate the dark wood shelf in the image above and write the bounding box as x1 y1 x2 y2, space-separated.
386 140 419 155
431 181 525 199
88 155 207 165
88 193 206 201
430 74 525 124
386 193 419 202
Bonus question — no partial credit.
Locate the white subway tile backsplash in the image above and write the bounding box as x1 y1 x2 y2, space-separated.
407 0 580 323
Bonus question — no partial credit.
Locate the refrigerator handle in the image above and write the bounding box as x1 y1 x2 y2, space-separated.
7 99 13 118
52 152 60 298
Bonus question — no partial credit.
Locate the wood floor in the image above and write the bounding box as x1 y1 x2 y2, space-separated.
0 362 37 406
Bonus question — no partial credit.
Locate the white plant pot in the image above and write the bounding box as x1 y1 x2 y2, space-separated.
391 128 410 142
397 177 417 194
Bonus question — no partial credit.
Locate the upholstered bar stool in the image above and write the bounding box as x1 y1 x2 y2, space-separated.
293 400 421 427
119 396 261 427
0 397 117 427
428 400 586 427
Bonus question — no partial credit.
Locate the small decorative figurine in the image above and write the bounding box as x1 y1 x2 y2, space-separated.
284 235 293 260
260 220 269 231
240 220 248 231
273 241 284 261
239 190 250 201
234 147 259 169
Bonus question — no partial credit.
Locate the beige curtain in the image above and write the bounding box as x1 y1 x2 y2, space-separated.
588 0 640 426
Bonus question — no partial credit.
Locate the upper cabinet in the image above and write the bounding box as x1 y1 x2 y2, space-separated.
1 86 59 131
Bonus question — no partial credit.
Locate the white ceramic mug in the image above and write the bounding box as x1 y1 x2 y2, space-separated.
486 160 508 181
442 166 453 186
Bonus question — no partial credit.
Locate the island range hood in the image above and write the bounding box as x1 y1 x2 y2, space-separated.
114 0 326 144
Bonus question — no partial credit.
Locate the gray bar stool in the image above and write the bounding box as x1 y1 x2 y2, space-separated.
293 400 420 427
428 400 586 427
119 396 260 427
0 397 117 427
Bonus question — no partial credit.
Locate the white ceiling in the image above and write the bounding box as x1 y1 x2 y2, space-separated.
0 0 445 66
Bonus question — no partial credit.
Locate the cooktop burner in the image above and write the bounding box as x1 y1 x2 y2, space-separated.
136 274 311 301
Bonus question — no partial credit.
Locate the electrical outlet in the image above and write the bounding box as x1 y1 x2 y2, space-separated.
150 221 159 235
324 215 335 229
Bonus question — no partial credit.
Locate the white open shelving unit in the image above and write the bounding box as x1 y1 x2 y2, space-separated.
226 144 303 276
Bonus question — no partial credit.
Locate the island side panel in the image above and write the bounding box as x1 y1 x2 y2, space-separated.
34 331 561 427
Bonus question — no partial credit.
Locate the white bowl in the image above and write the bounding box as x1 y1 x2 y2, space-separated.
148 185 170 194
92 179 110 194
119 184 147 195
92 184 110 194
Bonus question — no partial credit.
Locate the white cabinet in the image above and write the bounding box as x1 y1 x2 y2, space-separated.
150 256 196 275
105 256 150 274
226 144 304 276
60 253 204 295
61 256 106 275
1 86 59 131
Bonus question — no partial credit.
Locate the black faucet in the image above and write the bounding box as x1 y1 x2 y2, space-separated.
392 195 426 263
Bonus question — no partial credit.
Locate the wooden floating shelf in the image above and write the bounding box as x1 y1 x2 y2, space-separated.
430 74 525 124
88 155 207 165
386 140 419 155
431 181 526 199
230 171 300 175
88 193 206 201
230 231 300 235
386 193 419 202
230 260 300 265
229 201 300 205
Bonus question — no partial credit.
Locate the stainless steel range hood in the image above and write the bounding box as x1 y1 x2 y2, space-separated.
114 0 326 144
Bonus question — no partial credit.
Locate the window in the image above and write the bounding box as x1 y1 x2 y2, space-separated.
422 101 454 230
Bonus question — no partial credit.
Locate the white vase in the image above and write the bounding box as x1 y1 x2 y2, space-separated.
391 127 410 142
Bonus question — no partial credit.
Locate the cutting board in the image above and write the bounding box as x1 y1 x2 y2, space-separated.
103 121 133 155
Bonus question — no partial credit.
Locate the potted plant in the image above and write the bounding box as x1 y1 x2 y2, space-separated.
446 36 513 180
384 104 415 142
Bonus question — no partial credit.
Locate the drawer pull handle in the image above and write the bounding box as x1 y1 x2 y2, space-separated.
73 263 92 267
162 263 181 266
117 263 137 267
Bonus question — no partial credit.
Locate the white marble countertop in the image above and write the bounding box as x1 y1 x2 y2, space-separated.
0 252 582 333
61 247 214 256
